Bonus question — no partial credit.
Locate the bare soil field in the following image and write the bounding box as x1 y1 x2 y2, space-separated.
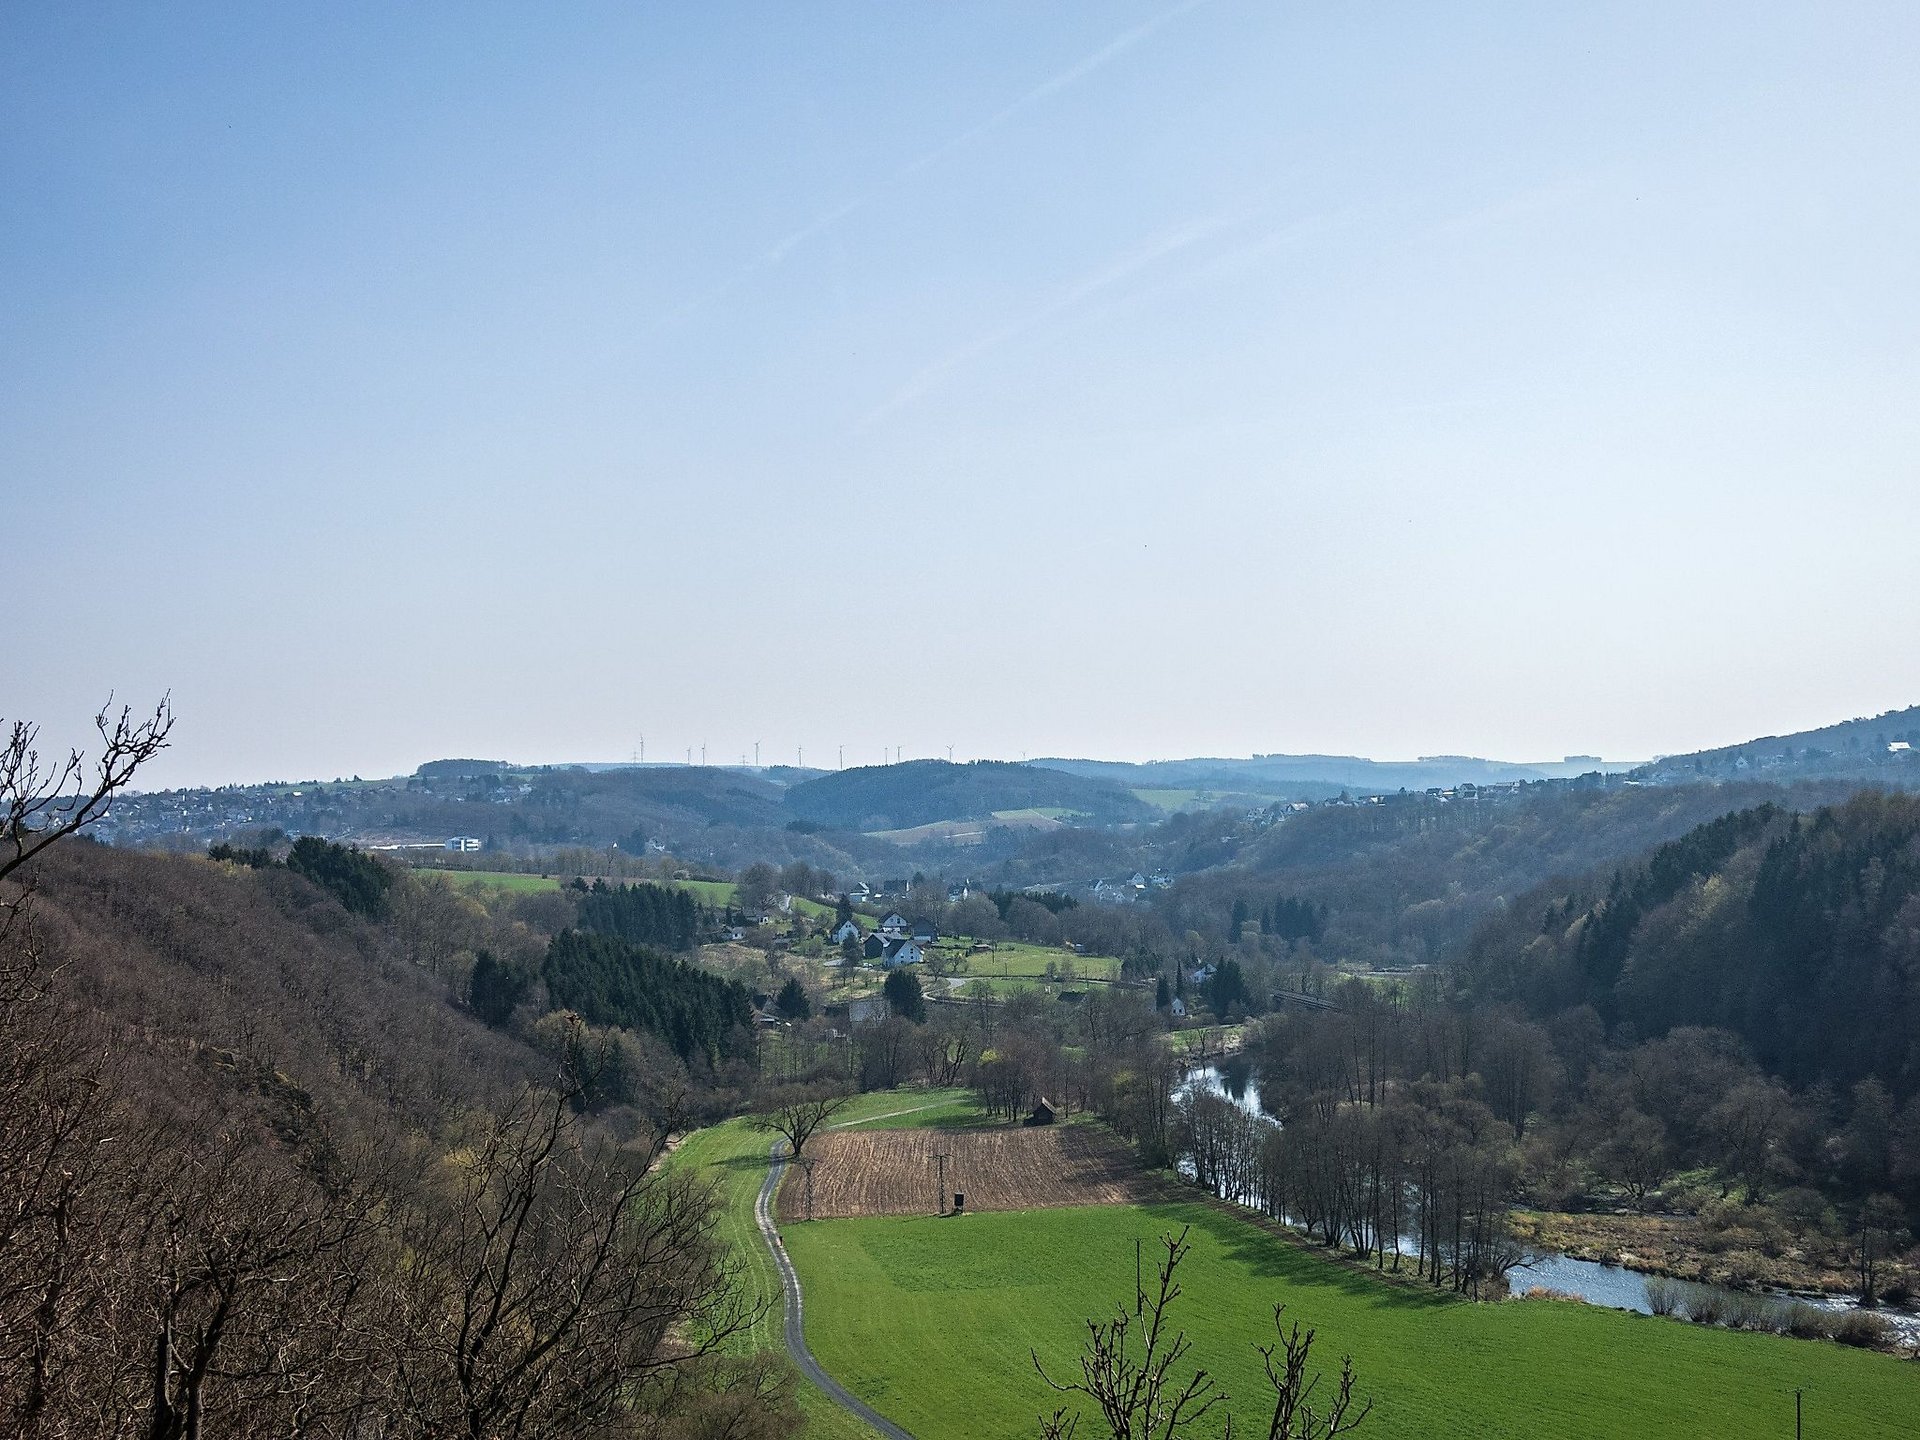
777 1125 1144 1221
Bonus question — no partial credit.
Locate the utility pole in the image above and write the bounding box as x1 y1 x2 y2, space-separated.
933 1149 951 1215
799 1155 818 1222
1136 1238 1144 1314
639 733 645 764
1795 1390 1802 1440
754 741 760 767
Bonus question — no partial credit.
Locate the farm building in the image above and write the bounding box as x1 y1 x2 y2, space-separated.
1024 1098 1057 1126
909 917 939 943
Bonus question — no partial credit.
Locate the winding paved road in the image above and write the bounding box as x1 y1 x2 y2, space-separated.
755 1141 916 1440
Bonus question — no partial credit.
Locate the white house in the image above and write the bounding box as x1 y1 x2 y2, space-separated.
882 937 924 967
830 919 863 945
878 912 909 938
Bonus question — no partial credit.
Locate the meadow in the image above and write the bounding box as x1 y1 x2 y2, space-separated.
782 1199 1920 1440
410 868 835 918
668 1089 979 1440
413 867 561 892
938 940 1122 983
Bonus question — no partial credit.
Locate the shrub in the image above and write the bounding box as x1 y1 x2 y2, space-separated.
1644 1276 1683 1317
1784 1305 1834 1340
1725 1293 1785 1332
1830 1310 1894 1349
1685 1289 1725 1326
1879 1277 1912 1306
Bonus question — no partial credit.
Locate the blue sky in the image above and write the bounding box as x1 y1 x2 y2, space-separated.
7 2 1918 786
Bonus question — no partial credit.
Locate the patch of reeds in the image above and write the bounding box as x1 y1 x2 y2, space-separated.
1783 1304 1835 1340
1683 1287 1725 1326
1643 1275 1683 1316
1830 1310 1894 1349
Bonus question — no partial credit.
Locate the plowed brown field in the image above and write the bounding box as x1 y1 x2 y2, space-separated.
776 1125 1144 1220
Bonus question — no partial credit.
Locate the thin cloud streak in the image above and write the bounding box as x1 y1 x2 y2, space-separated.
899 0 1213 177
651 0 1212 331
855 212 1233 430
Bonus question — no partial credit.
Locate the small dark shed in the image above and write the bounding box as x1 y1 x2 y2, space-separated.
1024 1097 1057 1127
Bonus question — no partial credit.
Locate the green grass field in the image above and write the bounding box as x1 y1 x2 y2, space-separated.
782 1200 1920 1440
942 941 1122 983
413 868 562 892
410 869 835 919
669 1089 979 1439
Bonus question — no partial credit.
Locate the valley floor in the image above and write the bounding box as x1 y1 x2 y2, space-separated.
783 1201 1920 1440
679 1093 1920 1440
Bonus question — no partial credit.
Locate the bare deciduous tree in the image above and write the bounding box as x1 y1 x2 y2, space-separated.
393 1078 757 1438
1252 1307 1371 1440
1 696 173 907
752 1084 852 1159
1033 1227 1226 1440
1033 1229 1370 1440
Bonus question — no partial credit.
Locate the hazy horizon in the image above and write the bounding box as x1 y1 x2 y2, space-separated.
10 3 1919 789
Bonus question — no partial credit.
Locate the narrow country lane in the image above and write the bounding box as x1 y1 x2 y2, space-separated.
755 1142 917 1440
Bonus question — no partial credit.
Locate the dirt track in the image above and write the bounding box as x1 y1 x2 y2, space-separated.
776 1125 1142 1221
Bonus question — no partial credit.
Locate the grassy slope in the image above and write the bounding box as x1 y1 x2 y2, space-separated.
782 1201 1920 1440
412 869 835 918
416 868 561 892
669 1089 981 1440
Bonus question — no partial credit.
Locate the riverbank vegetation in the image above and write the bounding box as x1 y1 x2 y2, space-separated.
783 1201 1920 1440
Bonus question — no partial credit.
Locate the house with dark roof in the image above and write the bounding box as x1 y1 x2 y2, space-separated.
881 937 924 968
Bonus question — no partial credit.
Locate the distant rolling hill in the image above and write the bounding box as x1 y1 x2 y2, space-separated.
1033 752 1638 804
1634 704 1920 787
782 759 1155 833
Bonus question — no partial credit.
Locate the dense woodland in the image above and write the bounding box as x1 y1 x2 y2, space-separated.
0 713 796 1439
12 697 1920 1435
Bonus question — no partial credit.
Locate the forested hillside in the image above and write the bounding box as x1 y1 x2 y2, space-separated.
1635 705 1920 787
782 758 1154 831
1459 791 1920 1105
1159 779 1868 969
2 825 791 1436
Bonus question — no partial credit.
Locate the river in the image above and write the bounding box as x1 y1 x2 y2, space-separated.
1178 1061 1920 1344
